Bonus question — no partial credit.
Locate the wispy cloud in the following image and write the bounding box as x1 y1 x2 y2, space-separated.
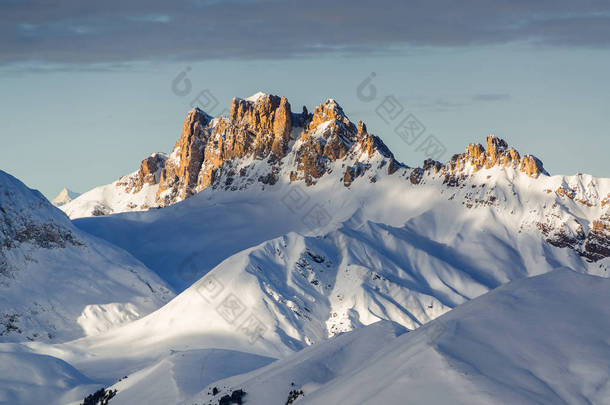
403 93 511 112
1 0 609 66
472 93 511 102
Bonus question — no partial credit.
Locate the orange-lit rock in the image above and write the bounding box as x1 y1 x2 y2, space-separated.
520 155 544 178
439 135 545 178
133 153 167 193
157 108 211 205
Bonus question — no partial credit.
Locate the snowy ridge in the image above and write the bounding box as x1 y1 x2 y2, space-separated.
61 160 164 219
74 158 610 294
61 94 610 270
184 269 610 405
5 268 607 405
2 94 609 404
0 170 174 343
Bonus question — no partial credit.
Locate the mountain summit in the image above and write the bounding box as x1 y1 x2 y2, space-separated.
61 93 610 267
3 94 610 405
61 93 546 217
150 94 396 206
51 187 80 207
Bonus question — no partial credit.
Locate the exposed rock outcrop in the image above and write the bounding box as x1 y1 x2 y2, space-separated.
293 99 394 186
582 212 610 262
431 135 547 188
77 94 563 218
520 155 545 178
537 219 586 251
0 181 82 251
157 108 212 205
536 207 610 263
442 135 545 178
229 94 292 160
196 95 293 192
130 153 167 193
119 94 398 206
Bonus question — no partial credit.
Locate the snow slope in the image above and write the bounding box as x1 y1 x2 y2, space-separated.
94 349 274 405
0 170 174 342
54 185 600 374
69 162 609 348
0 351 98 405
11 162 596 405
60 169 161 219
1 167 609 404
13 166 599 397
3 93 610 404
186 269 610 405
4 268 606 405
176 321 407 405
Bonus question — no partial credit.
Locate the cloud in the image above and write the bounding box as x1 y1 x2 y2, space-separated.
1 0 610 65
472 94 511 102
403 93 511 112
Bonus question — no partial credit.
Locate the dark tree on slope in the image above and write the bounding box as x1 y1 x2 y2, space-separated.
81 388 117 405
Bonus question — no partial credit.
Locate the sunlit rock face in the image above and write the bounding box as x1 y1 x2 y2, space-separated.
440 135 545 178
129 93 397 205
157 108 212 205
59 93 610 266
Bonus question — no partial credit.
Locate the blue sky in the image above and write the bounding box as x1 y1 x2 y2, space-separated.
1 1 609 198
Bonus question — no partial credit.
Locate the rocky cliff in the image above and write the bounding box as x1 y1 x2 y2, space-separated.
61 92 610 264
130 94 397 206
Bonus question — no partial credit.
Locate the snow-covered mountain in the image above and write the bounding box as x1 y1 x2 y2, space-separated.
2 92 609 404
6 268 605 405
63 93 610 272
61 95 399 218
53 92 610 362
184 269 610 405
60 168 609 369
0 170 173 342
51 187 80 207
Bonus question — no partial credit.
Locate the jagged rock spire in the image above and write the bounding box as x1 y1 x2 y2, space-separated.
156 108 212 204
445 135 546 178
130 95 550 208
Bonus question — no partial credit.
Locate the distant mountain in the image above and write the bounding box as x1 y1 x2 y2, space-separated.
61 94 398 218
66 93 609 288
69 172 610 361
2 93 609 405
46 94 608 401
62 94 548 219
51 187 80 207
0 170 173 342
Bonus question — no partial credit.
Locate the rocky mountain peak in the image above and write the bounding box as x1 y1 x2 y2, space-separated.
445 135 546 178
134 153 167 192
305 98 355 135
121 94 396 205
228 94 293 159
104 95 557 212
